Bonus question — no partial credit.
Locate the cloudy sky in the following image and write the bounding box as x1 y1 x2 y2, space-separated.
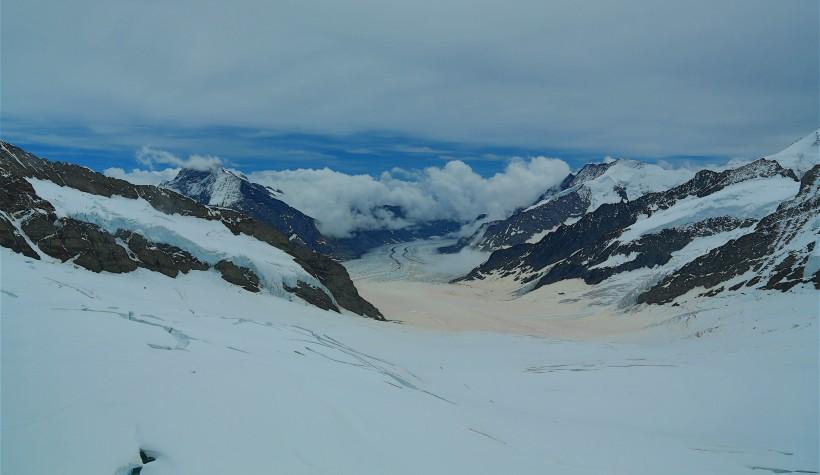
2 0 817 176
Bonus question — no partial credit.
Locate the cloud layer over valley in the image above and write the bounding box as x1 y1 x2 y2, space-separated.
249 157 570 237
106 151 570 238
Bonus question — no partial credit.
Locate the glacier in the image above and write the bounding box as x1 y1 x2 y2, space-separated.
3 243 817 474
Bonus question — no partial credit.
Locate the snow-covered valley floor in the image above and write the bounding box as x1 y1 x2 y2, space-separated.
2 242 819 474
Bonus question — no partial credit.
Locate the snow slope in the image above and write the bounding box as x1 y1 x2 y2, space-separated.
3 246 818 475
467 160 694 251
527 159 692 214
202 169 244 207
165 167 246 207
28 178 330 302
766 128 820 178
618 175 798 242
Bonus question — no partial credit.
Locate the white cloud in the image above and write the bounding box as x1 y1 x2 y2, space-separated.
103 167 180 186
3 0 816 159
104 147 221 184
136 146 222 171
248 157 570 237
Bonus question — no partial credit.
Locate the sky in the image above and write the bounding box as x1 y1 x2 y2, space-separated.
2 0 817 178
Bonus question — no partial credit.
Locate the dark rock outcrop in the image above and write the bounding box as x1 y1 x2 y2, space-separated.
215 260 260 293
470 192 588 251
38 218 139 273
218 211 382 319
446 161 645 254
167 168 336 255
285 281 340 312
167 168 462 260
115 230 209 277
637 165 820 304
463 159 799 290
0 141 383 319
0 215 39 259
0 167 209 276
0 172 136 272
537 216 756 286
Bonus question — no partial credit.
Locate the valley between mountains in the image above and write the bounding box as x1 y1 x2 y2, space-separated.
1 131 818 475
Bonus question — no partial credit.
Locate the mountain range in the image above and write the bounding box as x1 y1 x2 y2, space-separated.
2 131 817 475
0 141 382 319
166 167 464 259
441 159 693 253
459 129 819 306
1 129 817 319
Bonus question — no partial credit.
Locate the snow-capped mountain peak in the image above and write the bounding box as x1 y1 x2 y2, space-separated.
166 167 250 208
766 128 820 178
461 151 814 307
0 141 383 319
576 159 693 212
453 158 695 252
164 167 341 256
526 159 692 214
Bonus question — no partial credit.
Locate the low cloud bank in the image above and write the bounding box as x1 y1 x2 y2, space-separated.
104 146 223 185
104 167 180 185
248 157 570 237
136 146 223 171
103 145 225 185
107 147 571 238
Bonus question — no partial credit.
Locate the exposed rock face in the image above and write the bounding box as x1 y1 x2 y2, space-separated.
563 161 617 186
0 167 216 276
537 216 756 287
289 247 381 318
0 142 211 219
115 230 209 277
463 159 801 293
0 173 62 262
216 210 383 319
215 260 261 293
0 172 136 272
0 141 383 319
285 281 340 313
637 164 820 304
470 192 587 251
0 215 39 259
449 160 690 254
36 218 140 273
166 168 463 260
167 168 336 255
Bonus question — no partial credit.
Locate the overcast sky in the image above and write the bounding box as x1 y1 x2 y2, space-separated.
2 0 818 174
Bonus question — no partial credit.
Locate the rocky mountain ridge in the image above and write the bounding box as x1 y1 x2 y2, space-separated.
165 167 464 259
0 141 383 319
166 167 336 255
446 159 692 253
460 152 817 305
